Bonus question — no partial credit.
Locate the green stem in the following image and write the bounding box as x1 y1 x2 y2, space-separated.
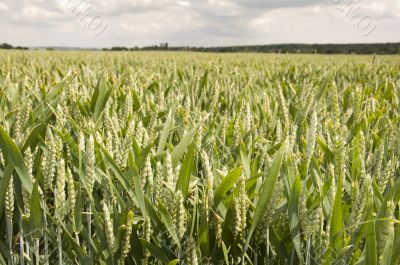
87 203 92 260
6 212 14 265
19 215 25 265
75 233 80 246
58 226 62 265
266 228 270 265
25 238 30 263
43 198 49 265
290 248 295 265
35 239 39 265
305 239 311 265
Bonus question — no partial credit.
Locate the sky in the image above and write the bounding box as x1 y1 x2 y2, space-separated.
0 0 399 48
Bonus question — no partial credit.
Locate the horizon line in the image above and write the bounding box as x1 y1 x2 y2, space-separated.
1 41 400 50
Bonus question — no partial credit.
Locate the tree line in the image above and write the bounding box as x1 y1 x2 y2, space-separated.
104 43 400 54
2 42 399 54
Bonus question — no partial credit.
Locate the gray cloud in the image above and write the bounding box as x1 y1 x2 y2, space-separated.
0 0 399 47
233 0 322 9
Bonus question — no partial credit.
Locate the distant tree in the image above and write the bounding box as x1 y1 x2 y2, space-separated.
0 43 13 49
110 47 128 51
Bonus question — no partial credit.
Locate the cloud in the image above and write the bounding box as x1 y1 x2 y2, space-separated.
0 0 399 47
233 0 322 10
0 2 9 11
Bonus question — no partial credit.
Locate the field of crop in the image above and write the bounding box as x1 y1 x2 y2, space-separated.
0 51 399 265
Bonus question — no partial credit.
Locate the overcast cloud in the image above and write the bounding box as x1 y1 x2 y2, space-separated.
0 0 399 47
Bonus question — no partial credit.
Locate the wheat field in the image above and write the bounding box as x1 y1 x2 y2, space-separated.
0 51 399 265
